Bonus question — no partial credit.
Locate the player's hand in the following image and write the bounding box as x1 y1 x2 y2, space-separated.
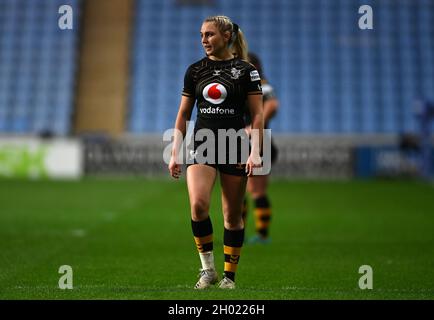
244 125 252 137
168 156 181 179
245 153 262 176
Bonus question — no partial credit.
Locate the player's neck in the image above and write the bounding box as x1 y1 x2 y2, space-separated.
208 51 234 61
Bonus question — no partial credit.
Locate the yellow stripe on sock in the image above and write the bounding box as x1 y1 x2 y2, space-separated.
224 245 241 256
194 234 213 245
254 208 271 229
254 208 271 218
224 262 238 273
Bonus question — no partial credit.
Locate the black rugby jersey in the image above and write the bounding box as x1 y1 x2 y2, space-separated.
182 57 262 130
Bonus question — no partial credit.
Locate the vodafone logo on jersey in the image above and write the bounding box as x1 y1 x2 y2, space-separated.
202 83 227 104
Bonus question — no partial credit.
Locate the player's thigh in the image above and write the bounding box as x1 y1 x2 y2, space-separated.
186 164 217 209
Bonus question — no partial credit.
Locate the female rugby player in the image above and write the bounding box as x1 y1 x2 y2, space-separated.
168 15 263 289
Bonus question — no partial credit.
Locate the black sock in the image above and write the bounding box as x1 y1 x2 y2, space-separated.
191 216 213 253
254 196 271 238
223 228 244 281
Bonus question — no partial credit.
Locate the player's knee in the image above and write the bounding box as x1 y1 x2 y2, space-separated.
224 213 243 229
191 198 210 218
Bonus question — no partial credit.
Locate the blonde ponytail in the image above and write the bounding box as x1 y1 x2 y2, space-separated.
231 27 248 61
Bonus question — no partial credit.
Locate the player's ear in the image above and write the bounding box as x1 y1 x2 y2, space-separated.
223 30 231 44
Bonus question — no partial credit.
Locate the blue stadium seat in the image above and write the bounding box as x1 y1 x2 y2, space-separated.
0 0 80 136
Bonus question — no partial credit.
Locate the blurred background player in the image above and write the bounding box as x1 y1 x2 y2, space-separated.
243 52 279 244
168 15 263 289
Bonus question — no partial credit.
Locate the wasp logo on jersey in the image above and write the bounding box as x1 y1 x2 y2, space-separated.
202 83 227 104
230 68 241 79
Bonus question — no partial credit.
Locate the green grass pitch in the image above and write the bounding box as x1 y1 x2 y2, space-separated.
0 177 433 299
